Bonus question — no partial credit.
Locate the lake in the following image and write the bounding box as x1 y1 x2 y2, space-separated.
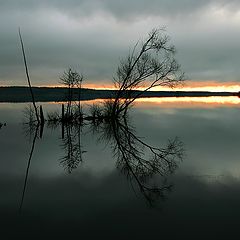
1 97 240 239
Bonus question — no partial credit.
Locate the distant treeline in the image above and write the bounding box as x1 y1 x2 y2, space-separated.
0 86 238 102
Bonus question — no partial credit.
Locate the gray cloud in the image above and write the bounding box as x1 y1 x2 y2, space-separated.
1 0 240 85
1 0 240 19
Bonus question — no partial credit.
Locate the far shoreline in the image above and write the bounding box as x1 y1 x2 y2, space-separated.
0 86 239 103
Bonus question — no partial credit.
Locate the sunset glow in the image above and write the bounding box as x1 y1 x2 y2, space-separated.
4 80 240 93
80 80 240 92
134 96 240 108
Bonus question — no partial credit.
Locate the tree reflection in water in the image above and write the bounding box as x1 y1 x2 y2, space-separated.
89 115 184 205
20 108 41 212
60 123 86 173
21 107 184 210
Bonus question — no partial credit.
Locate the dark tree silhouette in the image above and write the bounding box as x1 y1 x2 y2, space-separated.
19 27 185 211
111 28 184 116
19 28 40 123
60 68 83 119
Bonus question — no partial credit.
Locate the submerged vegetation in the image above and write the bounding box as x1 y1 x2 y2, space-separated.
60 29 183 121
19 28 184 125
19 28 185 208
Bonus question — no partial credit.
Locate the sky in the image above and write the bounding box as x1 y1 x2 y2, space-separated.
1 0 240 90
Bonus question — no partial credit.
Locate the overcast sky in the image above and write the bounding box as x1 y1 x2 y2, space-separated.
1 0 240 86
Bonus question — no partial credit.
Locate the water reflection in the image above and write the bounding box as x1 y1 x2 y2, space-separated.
0 122 6 130
19 124 39 212
60 123 86 173
20 105 46 211
21 107 184 208
2 101 240 238
90 116 184 205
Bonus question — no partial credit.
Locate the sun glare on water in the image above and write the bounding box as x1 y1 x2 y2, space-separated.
134 96 240 108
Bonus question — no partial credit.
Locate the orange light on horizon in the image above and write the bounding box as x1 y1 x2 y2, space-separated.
133 96 240 108
80 80 240 92
3 80 240 92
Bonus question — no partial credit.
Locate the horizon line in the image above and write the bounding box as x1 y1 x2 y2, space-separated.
0 85 239 93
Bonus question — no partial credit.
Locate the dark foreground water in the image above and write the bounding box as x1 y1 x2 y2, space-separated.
1 98 240 239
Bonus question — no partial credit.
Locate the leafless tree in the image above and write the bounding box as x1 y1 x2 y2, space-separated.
60 68 83 118
112 28 184 115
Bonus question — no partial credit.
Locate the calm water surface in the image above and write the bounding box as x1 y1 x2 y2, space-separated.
1 97 240 239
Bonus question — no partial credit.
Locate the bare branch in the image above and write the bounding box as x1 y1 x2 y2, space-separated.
112 28 184 115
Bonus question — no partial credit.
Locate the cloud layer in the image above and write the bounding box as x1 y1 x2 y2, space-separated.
1 0 240 86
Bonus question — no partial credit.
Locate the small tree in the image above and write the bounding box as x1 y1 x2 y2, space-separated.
60 68 83 118
112 28 184 115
